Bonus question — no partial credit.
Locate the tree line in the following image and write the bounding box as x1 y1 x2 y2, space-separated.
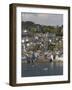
22 21 63 36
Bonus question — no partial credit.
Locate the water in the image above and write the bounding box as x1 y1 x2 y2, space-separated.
21 62 63 77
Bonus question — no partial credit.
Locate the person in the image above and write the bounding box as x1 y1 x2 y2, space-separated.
51 54 53 61
35 52 38 61
26 54 30 64
31 51 35 63
49 53 53 62
53 52 56 60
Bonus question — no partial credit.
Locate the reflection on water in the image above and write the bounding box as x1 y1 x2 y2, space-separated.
43 67 48 71
21 62 63 77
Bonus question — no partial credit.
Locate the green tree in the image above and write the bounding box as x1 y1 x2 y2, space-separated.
30 27 37 33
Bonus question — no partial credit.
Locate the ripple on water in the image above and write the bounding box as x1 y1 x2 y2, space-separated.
43 68 48 71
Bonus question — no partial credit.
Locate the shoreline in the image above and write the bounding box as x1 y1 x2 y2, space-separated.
22 59 63 64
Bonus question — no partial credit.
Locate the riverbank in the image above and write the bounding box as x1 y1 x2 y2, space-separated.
35 60 63 64
22 59 63 64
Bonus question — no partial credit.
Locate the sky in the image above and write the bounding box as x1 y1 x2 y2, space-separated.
21 13 63 26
